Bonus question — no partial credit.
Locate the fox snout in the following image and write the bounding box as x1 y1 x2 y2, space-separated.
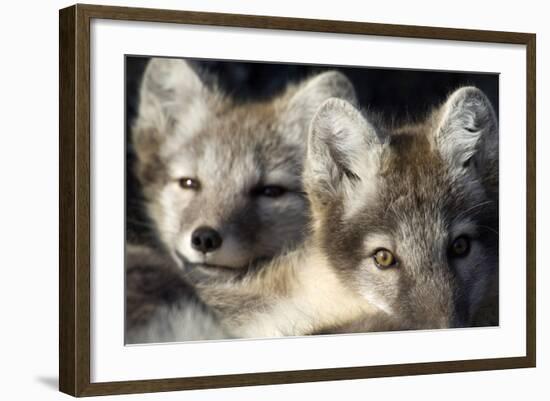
413 309 466 330
191 226 222 254
404 280 467 330
175 222 254 270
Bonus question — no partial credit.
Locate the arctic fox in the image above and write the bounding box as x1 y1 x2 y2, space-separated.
126 59 357 342
132 58 357 273
187 86 499 338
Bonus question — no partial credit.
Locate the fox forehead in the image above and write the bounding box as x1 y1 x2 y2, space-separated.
322 127 490 266
379 126 485 202
162 117 304 183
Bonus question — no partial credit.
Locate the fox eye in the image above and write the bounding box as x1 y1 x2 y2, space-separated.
450 236 470 257
253 185 287 198
178 177 200 190
373 249 397 269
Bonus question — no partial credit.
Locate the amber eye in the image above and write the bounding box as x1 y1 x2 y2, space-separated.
450 236 470 257
253 185 287 198
178 177 200 190
373 249 397 269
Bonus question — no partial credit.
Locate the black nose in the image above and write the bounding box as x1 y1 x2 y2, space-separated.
191 226 222 254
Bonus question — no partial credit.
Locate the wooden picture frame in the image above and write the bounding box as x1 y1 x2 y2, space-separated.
59 3 536 396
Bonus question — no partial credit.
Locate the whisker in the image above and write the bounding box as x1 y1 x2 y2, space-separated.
454 200 495 221
475 224 499 236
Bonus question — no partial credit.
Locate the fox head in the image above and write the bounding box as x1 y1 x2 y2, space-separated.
132 58 356 270
306 87 498 329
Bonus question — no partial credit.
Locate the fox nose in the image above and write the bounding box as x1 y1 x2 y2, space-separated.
191 226 222 254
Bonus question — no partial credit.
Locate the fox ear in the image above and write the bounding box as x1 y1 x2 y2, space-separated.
435 87 498 171
305 98 380 207
139 58 205 117
283 71 357 141
133 58 209 162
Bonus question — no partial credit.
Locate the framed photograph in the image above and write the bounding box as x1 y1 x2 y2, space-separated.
59 4 536 397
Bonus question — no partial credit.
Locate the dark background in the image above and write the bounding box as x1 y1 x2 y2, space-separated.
126 56 499 245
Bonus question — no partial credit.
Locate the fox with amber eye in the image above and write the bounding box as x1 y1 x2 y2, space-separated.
186 86 499 338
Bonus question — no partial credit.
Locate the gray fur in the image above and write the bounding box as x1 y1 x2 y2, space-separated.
127 59 357 341
132 58 357 272
190 87 499 337
125 245 228 343
312 88 499 329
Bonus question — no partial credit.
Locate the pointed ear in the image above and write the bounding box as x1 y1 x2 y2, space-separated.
435 87 498 171
305 98 380 206
283 71 357 141
132 58 209 163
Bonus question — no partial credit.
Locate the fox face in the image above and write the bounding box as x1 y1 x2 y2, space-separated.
306 87 498 329
132 58 356 270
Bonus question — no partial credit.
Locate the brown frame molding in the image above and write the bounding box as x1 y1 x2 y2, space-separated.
59 3 536 397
